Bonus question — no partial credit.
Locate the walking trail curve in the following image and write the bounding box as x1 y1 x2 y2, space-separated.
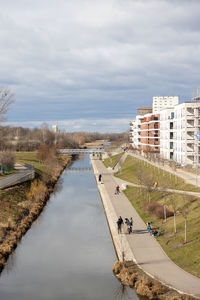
91 156 200 298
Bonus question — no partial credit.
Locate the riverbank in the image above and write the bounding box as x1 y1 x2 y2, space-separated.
0 154 72 274
91 156 200 299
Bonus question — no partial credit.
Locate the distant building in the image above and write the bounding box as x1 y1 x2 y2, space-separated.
153 96 179 113
137 107 152 116
52 125 58 133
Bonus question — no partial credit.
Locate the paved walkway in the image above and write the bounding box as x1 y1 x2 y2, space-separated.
0 164 35 189
114 177 200 198
91 156 200 298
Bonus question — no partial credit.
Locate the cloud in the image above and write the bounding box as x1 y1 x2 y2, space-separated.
0 0 199 130
4 118 130 133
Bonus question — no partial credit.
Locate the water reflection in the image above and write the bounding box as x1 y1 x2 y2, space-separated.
114 284 135 300
0 155 139 300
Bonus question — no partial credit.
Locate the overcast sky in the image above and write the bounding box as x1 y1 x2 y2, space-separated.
1 0 200 132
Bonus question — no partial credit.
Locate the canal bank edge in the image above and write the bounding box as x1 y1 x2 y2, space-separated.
0 155 72 274
90 156 199 300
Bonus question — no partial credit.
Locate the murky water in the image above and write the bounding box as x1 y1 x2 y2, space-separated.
0 155 139 300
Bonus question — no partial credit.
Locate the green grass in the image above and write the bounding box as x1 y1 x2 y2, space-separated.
15 152 45 176
115 155 200 192
123 184 200 277
103 152 124 168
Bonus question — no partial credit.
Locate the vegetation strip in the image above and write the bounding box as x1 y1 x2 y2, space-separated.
113 261 197 300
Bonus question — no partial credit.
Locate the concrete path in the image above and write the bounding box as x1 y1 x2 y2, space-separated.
91 156 200 298
0 164 35 189
114 177 200 198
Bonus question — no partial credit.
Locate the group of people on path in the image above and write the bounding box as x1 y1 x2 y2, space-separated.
117 216 133 234
147 221 164 236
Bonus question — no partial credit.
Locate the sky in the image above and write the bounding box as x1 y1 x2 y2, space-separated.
1 0 200 132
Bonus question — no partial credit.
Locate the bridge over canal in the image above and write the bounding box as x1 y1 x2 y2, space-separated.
59 148 104 155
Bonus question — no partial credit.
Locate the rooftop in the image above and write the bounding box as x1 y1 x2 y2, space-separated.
138 107 152 110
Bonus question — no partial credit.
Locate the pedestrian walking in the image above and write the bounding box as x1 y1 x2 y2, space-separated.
128 224 132 234
98 174 102 182
115 185 120 194
117 216 124 234
147 222 151 234
153 181 158 190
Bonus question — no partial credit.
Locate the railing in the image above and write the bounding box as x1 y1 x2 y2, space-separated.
59 149 104 154
0 168 35 189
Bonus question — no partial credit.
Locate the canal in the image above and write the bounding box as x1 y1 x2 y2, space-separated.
0 155 139 300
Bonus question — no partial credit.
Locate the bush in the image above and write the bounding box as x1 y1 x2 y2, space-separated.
0 151 15 174
144 202 173 219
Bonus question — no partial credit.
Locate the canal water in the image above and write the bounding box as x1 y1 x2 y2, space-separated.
0 155 139 300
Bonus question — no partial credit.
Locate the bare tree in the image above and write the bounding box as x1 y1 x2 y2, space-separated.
0 88 14 122
169 161 178 183
169 194 178 233
0 151 15 174
181 196 191 244
136 168 143 195
142 172 154 202
160 183 170 223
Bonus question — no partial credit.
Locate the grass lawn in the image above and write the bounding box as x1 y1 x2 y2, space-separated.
123 181 200 277
15 151 45 176
115 155 200 192
103 152 124 169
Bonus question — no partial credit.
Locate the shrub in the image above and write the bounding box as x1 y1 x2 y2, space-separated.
144 202 173 219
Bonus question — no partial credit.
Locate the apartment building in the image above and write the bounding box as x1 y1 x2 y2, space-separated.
159 102 200 166
173 102 200 166
160 108 174 160
130 96 200 166
130 119 136 145
153 96 179 113
139 113 160 153
130 115 143 148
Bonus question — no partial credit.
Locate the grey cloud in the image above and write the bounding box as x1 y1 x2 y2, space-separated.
0 0 199 130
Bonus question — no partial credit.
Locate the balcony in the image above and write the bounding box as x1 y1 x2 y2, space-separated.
187 121 195 128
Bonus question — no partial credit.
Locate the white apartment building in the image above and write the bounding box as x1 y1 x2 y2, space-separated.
153 96 179 113
130 115 143 149
160 102 200 166
160 108 174 160
173 102 200 166
130 119 136 145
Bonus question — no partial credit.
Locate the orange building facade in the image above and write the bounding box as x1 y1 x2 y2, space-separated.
139 114 160 153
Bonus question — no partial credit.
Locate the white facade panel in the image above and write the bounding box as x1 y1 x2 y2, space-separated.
153 96 179 113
